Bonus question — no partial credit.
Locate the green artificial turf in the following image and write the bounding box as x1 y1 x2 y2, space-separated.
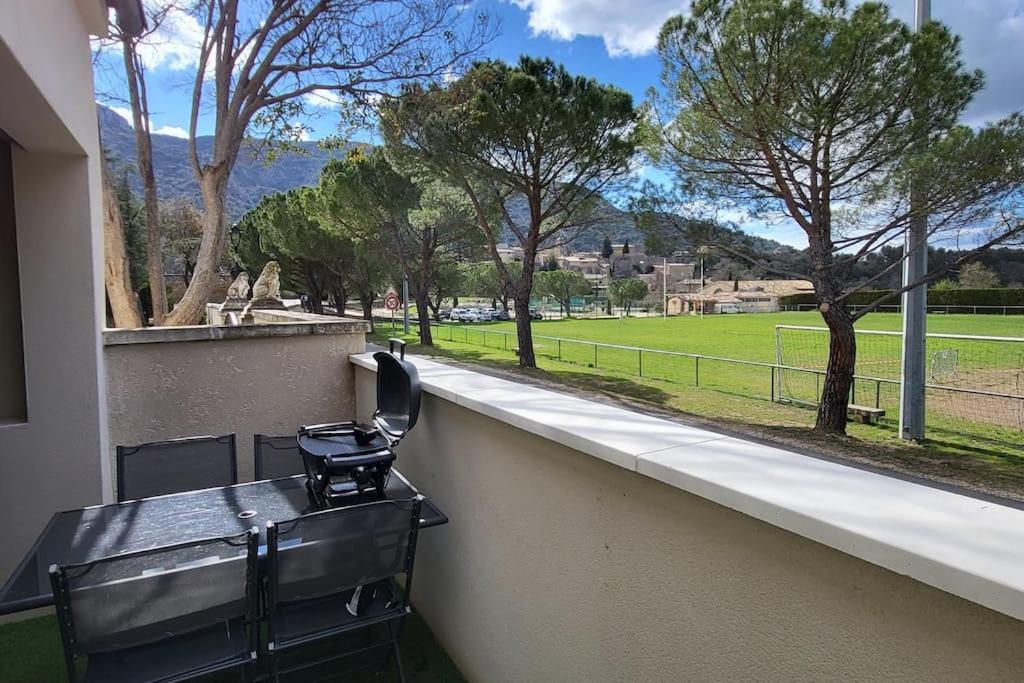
0 611 464 683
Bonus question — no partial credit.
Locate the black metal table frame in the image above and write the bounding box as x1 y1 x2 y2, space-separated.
0 469 446 616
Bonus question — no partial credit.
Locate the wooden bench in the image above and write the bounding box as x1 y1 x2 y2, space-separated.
848 404 885 424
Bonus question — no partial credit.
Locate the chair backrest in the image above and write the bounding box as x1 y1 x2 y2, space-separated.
267 498 421 610
254 434 304 480
49 529 258 678
116 434 237 502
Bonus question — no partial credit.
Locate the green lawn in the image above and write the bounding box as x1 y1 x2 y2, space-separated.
374 311 1024 499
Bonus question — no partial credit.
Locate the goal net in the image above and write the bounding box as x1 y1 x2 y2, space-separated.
774 325 1024 432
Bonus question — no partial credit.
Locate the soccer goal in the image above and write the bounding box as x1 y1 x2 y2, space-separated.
774 325 1024 430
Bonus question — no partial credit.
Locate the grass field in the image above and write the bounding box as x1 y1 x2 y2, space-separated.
374 311 1024 499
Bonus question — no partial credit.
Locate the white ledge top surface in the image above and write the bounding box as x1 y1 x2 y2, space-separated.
352 352 1024 623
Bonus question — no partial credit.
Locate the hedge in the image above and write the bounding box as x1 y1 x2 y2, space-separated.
778 288 1024 308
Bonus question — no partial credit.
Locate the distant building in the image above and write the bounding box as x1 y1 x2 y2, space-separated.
666 279 815 314
495 243 524 263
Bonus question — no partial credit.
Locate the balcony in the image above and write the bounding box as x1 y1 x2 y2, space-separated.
5 317 1024 681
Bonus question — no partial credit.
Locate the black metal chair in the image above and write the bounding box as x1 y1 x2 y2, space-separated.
116 434 238 502
49 528 260 683
253 434 305 481
264 497 423 682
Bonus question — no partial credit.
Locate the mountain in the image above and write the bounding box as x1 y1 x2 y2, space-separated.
98 104 350 220
97 104 780 255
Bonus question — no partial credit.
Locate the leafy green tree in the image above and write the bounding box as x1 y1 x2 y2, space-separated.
534 269 591 318
319 150 477 345
609 277 649 316
235 189 348 314
649 0 1024 433
159 199 203 286
383 56 640 366
601 236 613 259
958 262 1001 289
463 261 521 311
428 260 466 320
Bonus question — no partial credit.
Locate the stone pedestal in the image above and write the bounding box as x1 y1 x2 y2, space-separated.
248 297 288 311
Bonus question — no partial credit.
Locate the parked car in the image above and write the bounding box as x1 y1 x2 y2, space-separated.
438 308 453 321
492 308 510 321
450 308 473 322
464 309 490 322
529 307 543 321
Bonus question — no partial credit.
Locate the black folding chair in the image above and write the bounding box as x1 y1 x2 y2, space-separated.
265 498 423 682
116 434 238 502
253 434 304 481
49 528 260 683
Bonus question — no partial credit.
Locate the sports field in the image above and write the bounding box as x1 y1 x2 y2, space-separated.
375 311 1024 498
423 311 1024 363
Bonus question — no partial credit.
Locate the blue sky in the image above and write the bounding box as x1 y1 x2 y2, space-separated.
94 1 1024 247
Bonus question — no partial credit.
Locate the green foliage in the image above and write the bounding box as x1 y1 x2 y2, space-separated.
382 56 641 362
609 276 649 314
958 262 1001 289
534 269 592 317
601 235 613 259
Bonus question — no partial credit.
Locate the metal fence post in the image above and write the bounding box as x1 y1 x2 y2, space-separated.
593 344 598 368
638 350 643 377
876 380 881 409
557 339 562 360
695 356 700 387
770 366 775 402
503 333 507 351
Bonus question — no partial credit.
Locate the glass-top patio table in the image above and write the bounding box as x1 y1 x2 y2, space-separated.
0 470 447 615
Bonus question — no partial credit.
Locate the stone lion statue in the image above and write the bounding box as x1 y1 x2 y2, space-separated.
226 272 250 300
251 261 282 301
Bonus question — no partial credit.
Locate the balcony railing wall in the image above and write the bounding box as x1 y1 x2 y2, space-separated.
353 355 1024 682
104 318 368 493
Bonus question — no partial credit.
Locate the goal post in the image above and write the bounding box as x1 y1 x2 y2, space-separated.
774 325 1024 431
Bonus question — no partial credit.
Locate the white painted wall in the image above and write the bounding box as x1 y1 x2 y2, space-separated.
0 0 110 583
355 362 1024 682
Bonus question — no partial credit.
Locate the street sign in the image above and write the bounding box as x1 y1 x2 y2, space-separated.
384 288 401 311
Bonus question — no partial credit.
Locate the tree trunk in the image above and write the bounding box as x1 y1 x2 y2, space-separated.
304 270 325 314
360 294 375 332
415 291 433 345
816 301 857 433
513 291 536 367
331 288 346 316
122 39 167 323
163 170 229 326
102 163 142 329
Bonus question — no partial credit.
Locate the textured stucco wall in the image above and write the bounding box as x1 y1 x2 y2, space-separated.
106 331 365 489
355 366 1024 683
0 1 108 585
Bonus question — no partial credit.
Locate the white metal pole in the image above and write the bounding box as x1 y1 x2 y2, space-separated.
700 257 705 319
899 0 929 440
402 275 410 335
663 258 671 319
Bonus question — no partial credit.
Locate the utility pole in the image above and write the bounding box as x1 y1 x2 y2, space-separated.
402 275 410 335
899 0 929 441
699 256 705 319
662 257 667 318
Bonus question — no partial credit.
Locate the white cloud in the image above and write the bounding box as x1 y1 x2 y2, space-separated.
131 2 205 72
109 105 135 125
98 101 189 138
511 0 683 56
151 124 189 138
510 1 1024 125
303 89 345 109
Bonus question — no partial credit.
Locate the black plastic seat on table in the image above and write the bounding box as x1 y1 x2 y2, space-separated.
264 498 422 682
49 528 259 683
116 434 238 502
298 339 420 505
254 434 305 481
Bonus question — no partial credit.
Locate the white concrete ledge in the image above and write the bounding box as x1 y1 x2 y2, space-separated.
352 351 1024 623
104 319 370 346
